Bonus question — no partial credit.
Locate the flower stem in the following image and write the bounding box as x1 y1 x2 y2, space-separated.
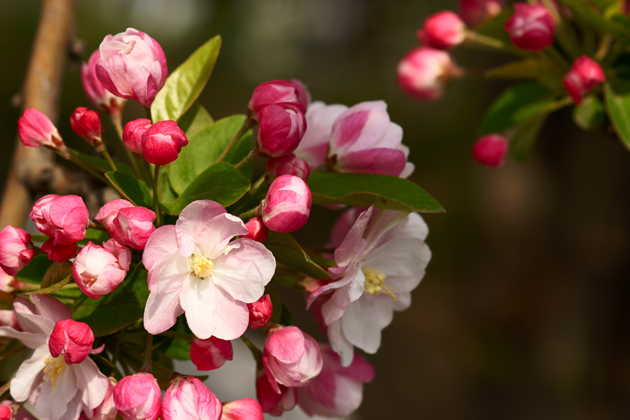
111 112 142 178
100 149 118 172
141 333 153 373
215 118 256 164
235 149 258 169
145 106 152 122
0 380 10 398
466 31 505 50
240 335 263 359
0 346 26 361
152 165 164 226
238 206 260 220
68 153 110 184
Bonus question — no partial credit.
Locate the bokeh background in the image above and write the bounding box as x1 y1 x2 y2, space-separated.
2 1 630 419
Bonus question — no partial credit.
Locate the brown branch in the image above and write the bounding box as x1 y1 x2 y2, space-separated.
0 0 78 229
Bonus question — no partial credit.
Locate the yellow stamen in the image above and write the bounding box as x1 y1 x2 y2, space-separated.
44 355 66 389
362 267 396 300
191 255 214 278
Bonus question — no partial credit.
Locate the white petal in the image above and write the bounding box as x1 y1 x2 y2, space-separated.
10 345 48 402
0 326 46 349
35 360 78 420
195 213 249 260
72 357 108 410
341 295 394 354
143 289 184 335
212 238 275 303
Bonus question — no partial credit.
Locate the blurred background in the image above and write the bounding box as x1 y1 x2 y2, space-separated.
2 0 630 419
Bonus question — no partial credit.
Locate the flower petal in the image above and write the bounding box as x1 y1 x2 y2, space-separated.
194 213 249 260
340 294 394 354
142 225 178 272
10 345 48 402
143 289 184 335
72 357 109 410
175 200 227 257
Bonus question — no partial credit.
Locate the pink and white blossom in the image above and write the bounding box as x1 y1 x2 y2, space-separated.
504 4 555 51
96 28 168 107
141 120 188 165
308 206 431 366
82 50 127 115
297 344 375 418
113 372 161 420
0 226 35 276
248 80 310 120
247 294 272 329
255 370 297 416
327 101 415 178
397 47 457 103
95 199 135 232
256 103 307 158
41 238 78 262
48 319 95 365
190 336 233 371
418 11 467 50
243 218 268 243
162 377 222 420
459 0 504 27
0 268 19 330
263 326 323 392
92 377 117 420
142 200 275 340
110 206 157 250
261 175 312 233
72 239 131 299
30 194 90 246
563 56 606 105
17 109 69 158
122 119 152 155
0 295 108 420
293 101 348 170
221 398 263 420
266 153 310 182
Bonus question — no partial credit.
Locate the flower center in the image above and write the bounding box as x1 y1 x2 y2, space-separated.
362 267 396 300
44 355 66 389
191 255 214 278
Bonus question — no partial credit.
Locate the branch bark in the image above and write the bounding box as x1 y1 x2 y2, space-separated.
0 0 78 229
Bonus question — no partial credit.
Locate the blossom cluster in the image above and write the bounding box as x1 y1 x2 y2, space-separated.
397 0 615 169
0 26 436 420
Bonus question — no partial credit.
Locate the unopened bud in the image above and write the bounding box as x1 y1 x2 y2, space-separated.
70 107 104 150
261 175 312 233
48 319 95 365
18 108 69 158
247 294 272 329
563 56 606 105
418 11 467 50
471 134 509 168
243 218 268 243
504 4 555 51
190 337 234 371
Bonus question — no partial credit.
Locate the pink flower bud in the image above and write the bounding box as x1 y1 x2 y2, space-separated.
459 0 504 27
113 373 161 420
266 153 310 182
95 199 135 232
70 107 104 150
93 377 118 420
563 56 606 105
96 28 168 107
111 207 157 250
397 47 457 102
257 103 307 158
0 404 11 420
30 194 90 245
263 326 323 392
243 218 268 243
123 119 152 155
472 134 509 168
82 49 127 114
17 108 69 158
48 319 95 364
248 80 310 119
162 377 222 420
141 120 188 165
0 226 35 276
418 11 467 50
221 399 264 420
261 175 312 233
255 371 297 416
73 239 131 299
190 336 234 371
247 295 272 329
41 238 77 262
504 4 555 51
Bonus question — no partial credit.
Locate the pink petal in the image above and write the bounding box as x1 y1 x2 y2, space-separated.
143 290 184 335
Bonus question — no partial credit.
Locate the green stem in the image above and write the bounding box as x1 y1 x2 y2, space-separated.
0 346 26 361
100 149 118 172
541 46 570 73
238 207 260 220
111 112 142 178
235 150 258 169
240 335 263 359
0 380 11 398
145 106 152 122
141 333 153 373
68 154 110 184
111 330 123 376
152 165 163 227
466 31 505 50
215 118 255 164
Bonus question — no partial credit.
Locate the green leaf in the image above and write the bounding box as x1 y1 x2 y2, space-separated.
479 82 554 135
151 36 222 122
159 319 192 361
510 113 549 162
307 173 444 213
476 9 513 42
604 82 630 151
41 261 72 289
73 268 150 337
178 102 214 139
265 231 329 280
158 167 178 203
485 59 563 92
83 229 110 245
168 115 253 194
69 149 134 175
558 0 629 38
15 255 53 285
105 171 153 208
162 162 250 215
573 95 606 130
0 291 14 310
